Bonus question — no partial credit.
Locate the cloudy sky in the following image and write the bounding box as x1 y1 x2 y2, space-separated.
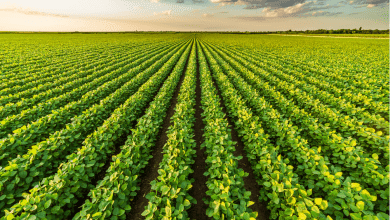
0 0 388 31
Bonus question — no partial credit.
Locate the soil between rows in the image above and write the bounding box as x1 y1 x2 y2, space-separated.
67 48 184 219
68 72 176 219
126 50 191 220
203 43 270 220
187 50 209 220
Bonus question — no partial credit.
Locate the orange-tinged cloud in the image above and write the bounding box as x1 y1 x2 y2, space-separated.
0 6 68 17
153 10 172 16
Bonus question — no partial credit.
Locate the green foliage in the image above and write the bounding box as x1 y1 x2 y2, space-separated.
0 41 188 215
1 40 192 219
200 41 327 219
197 42 258 219
143 42 197 219
73 39 193 220
0 34 387 220
198 37 388 219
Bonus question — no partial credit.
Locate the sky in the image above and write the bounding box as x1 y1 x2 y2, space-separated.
0 0 388 31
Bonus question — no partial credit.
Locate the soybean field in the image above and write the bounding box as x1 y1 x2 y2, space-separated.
0 33 388 220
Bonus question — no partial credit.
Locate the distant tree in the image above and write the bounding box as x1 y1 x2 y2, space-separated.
234 28 388 35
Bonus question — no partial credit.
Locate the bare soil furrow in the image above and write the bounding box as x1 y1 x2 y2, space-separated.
206 50 270 220
187 45 210 220
126 51 191 220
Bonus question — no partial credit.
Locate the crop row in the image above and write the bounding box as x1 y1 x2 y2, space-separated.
213 42 388 124
232 45 387 97
0 40 189 216
197 41 259 219
0 39 173 95
0 36 387 220
0 40 184 158
204 41 389 188
221 44 388 120
0 42 140 103
0 45 100 80
0 40 183 123
203 34 387 89
73 39 193 220
0 37 161 79
142 41 197 219
202 41 389 164
1 40 193 220
199 41 330 219
0 42 134 88
199 40 388 219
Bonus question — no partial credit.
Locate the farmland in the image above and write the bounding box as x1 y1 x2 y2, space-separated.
0 33 388 220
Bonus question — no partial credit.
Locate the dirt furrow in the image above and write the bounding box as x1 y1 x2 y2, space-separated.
204 45 270 220
126 50 191 220
187 43 209 220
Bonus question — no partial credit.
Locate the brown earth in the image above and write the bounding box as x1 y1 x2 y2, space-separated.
126 55 190 220
187 52 210 220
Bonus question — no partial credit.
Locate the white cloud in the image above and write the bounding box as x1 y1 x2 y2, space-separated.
153 10 172 16
234 0 248 5
202 13 214 17
312 10 324 15
349 1 354 3
210 0 307 9
210 0 230 3
261 2 308 17
367 3 376 7
150 0 161 3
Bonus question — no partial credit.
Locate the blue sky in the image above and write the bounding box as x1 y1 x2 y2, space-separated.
0 0 388 31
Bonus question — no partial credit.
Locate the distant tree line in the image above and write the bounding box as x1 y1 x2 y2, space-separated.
218 28 389 34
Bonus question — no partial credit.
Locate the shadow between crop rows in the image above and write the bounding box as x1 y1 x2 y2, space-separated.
201 42 270 220
126 49 191 220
